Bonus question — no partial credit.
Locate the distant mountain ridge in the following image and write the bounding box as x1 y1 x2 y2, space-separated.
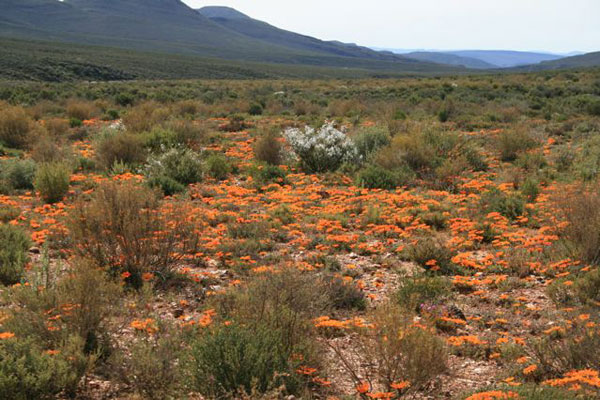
381 48 567 68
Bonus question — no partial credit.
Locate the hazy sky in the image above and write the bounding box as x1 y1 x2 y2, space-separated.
184 0 600 53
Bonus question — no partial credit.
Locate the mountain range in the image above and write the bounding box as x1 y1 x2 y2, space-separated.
0 1 598 81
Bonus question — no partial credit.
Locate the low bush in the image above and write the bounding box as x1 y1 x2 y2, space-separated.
254 129 283 165
353 126 391 161
0 336 88 399
34 162 70 204
144 147 203 192
557 185 600 265
122 102 170 133
165 119 206 145
356 164 411 189
407 238 460 275
248 103 264 116
0 224 31 285
480 187 525 220
186 322 308 398
205 153 232 181
95 130 146 170
44 118 70 137
66 100 97 121
533 321 600 377
1 159 36 190
331 303 447 392
69 182 198 288
0 106 32 149
498 129 537 162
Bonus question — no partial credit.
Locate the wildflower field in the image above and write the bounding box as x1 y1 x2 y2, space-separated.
1 70 600 399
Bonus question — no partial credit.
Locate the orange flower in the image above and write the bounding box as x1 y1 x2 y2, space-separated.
0 332 15 340
523 365 538 375
356 381 370 394
390 380 411 390
142 272 154 281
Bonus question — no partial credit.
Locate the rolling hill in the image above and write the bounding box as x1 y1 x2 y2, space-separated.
403 52 496 69
512 51 600 71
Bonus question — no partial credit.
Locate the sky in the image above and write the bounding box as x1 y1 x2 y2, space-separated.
184 0 600 54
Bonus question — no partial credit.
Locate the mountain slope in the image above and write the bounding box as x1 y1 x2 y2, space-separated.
197 6 401 61
404 52 496 69
0 0 458 74
2 37 440 81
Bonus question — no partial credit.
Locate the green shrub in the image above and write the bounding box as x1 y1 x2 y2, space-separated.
147 175 185 196
248 103 263 116
34 163 70 204
186 323 307 398
588 98 600 116
0 337 88 400
463 144 489 171
1 159 36 190
0 224 30 285
250 164 288 187
573 268 600 306
105 109 120 120
353 126 391 161
481 187 525 220
205 153 232 181
438 108 450 122
375 129 459 179
254 130 282 165
521 177 540 202
0 106 32 149
357 164 411 189
69 118 83 128
144 147 203 188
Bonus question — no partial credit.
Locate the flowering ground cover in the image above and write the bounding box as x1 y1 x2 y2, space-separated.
0 71 600 399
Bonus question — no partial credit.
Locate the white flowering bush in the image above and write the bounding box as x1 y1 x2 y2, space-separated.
283 122 358 172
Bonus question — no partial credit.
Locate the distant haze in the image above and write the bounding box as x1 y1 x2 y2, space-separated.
184 0 600 53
